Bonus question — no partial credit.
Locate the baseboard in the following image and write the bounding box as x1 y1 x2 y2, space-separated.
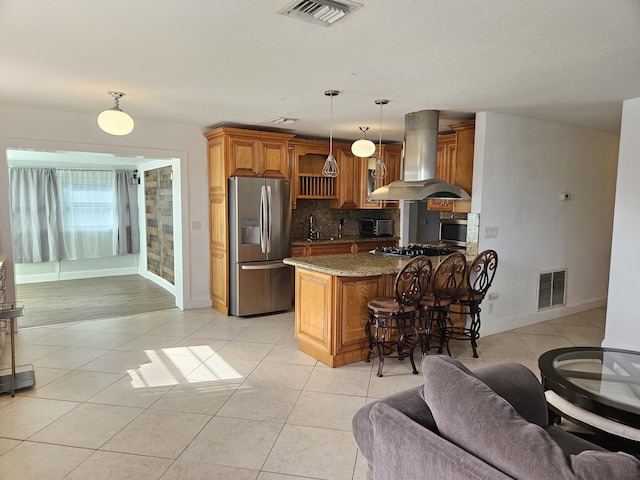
144 271 176 295
184 296 213 310
481 296 607 337
17 267 139 284
59 268 139 281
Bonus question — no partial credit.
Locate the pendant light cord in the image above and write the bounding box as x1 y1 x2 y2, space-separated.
373 99 389 180
329 94 334 156
322 90 340 177
378 101 383 158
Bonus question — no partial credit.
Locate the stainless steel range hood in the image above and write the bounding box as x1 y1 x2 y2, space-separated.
368 110 471 201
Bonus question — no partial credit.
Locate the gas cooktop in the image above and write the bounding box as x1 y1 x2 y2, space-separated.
372 244 460 258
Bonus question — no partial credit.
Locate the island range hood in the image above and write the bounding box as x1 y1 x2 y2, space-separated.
368 110 471 201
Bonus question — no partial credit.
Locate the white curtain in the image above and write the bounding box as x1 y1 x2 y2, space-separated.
57 169 118 260
9 168 61 263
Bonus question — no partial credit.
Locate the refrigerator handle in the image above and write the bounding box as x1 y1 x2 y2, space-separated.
260 185 268 254
266 185 272 254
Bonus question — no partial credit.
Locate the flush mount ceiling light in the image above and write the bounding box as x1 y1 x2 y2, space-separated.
278 0 363 27
322 90 339 177
371 99 389 180
351 126 376 157
97 91 134 136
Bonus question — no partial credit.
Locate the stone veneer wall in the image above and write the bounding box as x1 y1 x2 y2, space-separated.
291 199 400 240
145 167 175 285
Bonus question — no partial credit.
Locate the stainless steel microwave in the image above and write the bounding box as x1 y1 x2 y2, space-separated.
439 218 467 247
359 218 394 237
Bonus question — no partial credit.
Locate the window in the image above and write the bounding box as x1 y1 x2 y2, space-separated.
57 170 118 260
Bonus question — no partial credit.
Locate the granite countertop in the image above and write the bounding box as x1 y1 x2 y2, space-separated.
291 235 399 247
284 253 410 276
284 251 477 277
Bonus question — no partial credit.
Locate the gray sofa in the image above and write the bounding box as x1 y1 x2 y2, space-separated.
353 355 640 480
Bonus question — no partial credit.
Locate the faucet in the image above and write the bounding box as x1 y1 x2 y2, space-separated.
338 218 344 238
309 214 319 240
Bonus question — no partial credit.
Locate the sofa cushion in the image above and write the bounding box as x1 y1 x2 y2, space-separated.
471 361 549 427
422 355 640 480
370 402 511 480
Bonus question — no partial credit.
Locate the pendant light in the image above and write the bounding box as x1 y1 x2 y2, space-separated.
351 126 376 157
371 99 388 180
322 90 340 177
97 91 134 136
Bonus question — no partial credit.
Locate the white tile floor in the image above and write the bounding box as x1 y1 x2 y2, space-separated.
0 307 606 480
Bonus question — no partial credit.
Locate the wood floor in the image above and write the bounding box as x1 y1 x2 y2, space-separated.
15 275 176 328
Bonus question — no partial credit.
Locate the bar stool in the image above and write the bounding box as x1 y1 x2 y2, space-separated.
365 255 432 377
451 249 498 358
418 252 467 357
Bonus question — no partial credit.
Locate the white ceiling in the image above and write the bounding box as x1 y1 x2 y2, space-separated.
2 0 639 143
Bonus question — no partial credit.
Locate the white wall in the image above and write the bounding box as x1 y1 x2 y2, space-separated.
473 112 619 335
603 97 640 350
0 104 211 309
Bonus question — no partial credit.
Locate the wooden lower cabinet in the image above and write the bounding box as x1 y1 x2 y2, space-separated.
352 239 397 253
295 267 394 367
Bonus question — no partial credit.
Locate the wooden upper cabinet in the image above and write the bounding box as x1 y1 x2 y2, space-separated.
329 145 359 209
219 128 292 179
260 139 291 178
429 133 457 211
428 121 475 213
435 134 456 183
451 121 475 196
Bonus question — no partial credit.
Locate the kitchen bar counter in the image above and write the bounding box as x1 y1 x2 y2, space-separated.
285 251 471 368
284 252 409 276
284 251 474 276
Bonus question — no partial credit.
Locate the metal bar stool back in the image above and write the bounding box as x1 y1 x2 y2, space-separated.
418 252 467 356
452 249 498 357
365 255 432 377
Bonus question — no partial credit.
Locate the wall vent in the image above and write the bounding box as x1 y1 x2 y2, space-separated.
278 0 363 27
537 269 566 310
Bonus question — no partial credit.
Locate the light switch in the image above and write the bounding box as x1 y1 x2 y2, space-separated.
192 220 202 231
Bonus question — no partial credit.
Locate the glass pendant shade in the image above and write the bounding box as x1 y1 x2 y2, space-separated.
322 153 339 177
371 157 388 180
351 126 376 157
322 90 340 177
97 91 134 136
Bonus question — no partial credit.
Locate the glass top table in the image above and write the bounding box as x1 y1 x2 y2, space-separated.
539 347 640 430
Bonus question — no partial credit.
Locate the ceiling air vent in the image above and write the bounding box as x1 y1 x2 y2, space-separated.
278 0 363 27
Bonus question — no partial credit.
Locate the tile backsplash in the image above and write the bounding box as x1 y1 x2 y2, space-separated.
291 200 400 240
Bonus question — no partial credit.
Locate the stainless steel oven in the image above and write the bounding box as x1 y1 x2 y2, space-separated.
439 218 467 247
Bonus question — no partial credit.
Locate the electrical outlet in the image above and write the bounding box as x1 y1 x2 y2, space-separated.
484 226 498 239
488 302 494 314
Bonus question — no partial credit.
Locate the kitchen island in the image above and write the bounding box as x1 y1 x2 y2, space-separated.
284 252 465 367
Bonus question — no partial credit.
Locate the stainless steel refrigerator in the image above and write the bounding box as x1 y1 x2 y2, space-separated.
228 176 292 316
